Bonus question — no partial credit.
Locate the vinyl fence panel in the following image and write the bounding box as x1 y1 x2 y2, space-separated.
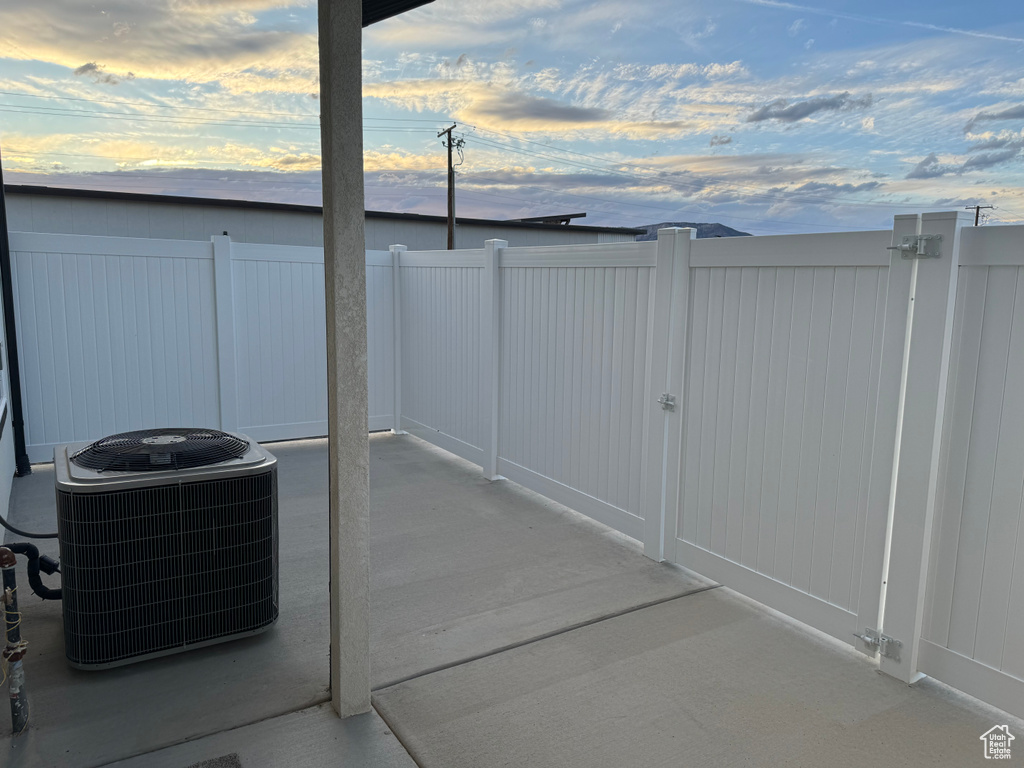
496 242 657 539
8 232 395 460
921 224 1024 717
398 250 486 465
9 233 220 462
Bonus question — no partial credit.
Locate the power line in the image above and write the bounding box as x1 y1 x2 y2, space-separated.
0 90 320 118
460 126 932 210
461 173 881 231
0 89 454 124
2 151 900 231
460 135 922 221
0 105 319 129
0 96 973 213
5 162 878 230
0 96 929 212
3 91 1012 226
0 103 441 133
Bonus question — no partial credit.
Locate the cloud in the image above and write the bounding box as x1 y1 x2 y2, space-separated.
73 62 134 85
704 61 748 79
2 131 324 174
691 19 717 40
363 77 708 137
709 134 732 146
473 91 611 123
362 77 614 130
788 18 806 36
364 149 447 172
961 148 1021 171
0 1 319 86
746 92 873 122
906 153 955 179
791 181 881 194
964 104 1024 133
967 133 1024 152
904 144 1022 179
612 61 747 81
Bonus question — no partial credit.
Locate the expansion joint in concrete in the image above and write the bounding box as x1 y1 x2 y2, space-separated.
370 583 722 693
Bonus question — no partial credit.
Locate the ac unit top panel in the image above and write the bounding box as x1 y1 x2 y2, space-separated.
55 434 276 493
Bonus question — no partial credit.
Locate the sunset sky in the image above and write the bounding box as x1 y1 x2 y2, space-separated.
1 0 1023 233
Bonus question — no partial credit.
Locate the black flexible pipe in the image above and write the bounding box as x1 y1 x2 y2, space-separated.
0 515 57 540
0 157 32 476
5 543 61 600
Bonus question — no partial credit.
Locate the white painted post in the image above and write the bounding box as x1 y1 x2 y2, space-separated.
481 239 506 481
318 0 370 718
211 234 238 433
641 228 695 561
390 244 407 435
875 211 970 683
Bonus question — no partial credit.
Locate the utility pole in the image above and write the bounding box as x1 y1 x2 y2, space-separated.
965 204 994 226
438 124 464 249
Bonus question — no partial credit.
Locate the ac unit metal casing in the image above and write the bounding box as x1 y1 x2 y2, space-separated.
54 432 278 669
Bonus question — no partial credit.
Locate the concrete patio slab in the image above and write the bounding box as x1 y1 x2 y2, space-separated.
0 433 705 766
106 703 416 768
367 434 710 687
373 587 1023 768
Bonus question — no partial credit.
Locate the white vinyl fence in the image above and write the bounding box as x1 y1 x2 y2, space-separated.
664 232 893 645
7 232 396 461
920 224 1024 718
392 216 1024 720
396 239 659 539
10 215 1024 719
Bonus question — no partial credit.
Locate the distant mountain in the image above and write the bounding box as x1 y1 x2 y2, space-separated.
635 222 751 240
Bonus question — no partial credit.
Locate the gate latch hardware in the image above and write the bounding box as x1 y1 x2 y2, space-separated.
886 234 942 259
657 393 676 412
854 628 902 662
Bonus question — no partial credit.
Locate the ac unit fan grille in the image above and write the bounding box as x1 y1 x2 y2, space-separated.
58 469 278 667
70 428 250 472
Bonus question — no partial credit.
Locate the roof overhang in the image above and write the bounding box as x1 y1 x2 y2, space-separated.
363 0 434 26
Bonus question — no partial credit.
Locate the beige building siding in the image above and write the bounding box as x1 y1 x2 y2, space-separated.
4 190 638 250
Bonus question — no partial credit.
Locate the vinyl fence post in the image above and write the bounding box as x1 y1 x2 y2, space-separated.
211 234 238 433
390 244 407 435
481 239 506 481
874 210 970 683
641 228 694 561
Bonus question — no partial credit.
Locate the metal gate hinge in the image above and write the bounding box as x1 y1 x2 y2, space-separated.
657 393 676 411
854 628 902 662
886 234 942 259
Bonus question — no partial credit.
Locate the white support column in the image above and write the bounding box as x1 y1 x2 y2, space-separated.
641 228 695 561
875 210 970 683
481 238 506 481
390 244 407 435
211 234 238 433
318 0 370 717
